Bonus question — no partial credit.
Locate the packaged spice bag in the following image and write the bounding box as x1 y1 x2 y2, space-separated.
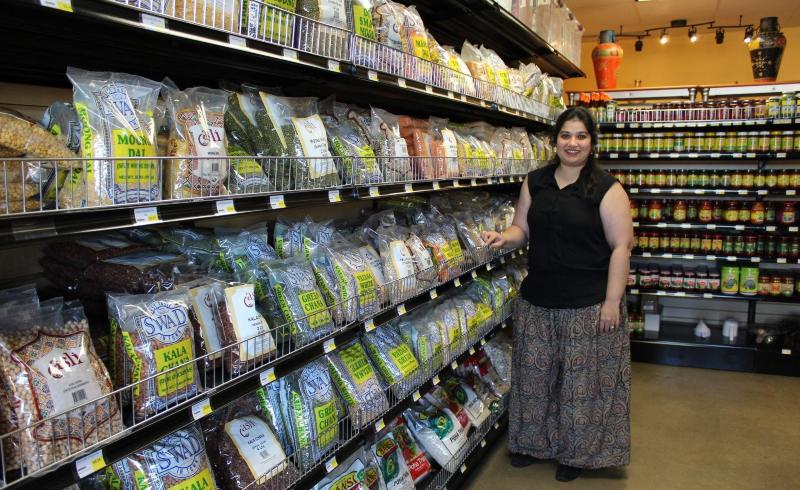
164 85 230 199
296 0 350 59
0 304 122 472
186 278 227 368
395 310 444 376
241 0 296 44
262 256 334 347
107 289 201 419
203 394 299 490
403 404 467 468
441 377 489 428
369 107 413 183
362 325 419 398
434 299 466 358
371 431 414 490
372 0 405 52
67 67 162 206
310 446 371 490
390 417 431 484
322 111 382 185
326 339 388 428
110 424 218 490
428 117 459 178
283 359 341 470
218 282 277 375
398 116 433 180
168 0 241 31
421 385 470 431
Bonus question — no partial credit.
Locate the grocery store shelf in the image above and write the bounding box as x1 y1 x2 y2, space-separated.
599 151 799 161
2 0 552 129
626 187 800 198
628 287 799 303
0 174 528 247
4 244 523 490
412 0 585 79
632 252 800 265
632 221 800 234
600 118 800 130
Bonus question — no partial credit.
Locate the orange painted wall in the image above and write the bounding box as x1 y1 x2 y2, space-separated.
564 26 800 91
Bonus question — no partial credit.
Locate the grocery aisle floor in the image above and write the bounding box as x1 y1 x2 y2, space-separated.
465 363 800 490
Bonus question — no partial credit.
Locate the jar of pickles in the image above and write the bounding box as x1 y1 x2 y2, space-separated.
769 131 782 151
747 131 759 152
736 131 748 152
713 132 726 151
673 133 685 152
780 92 796 118
758 131 770 151
781 130 794 151
724 132 737 152
632 134 643 152
643 133 656 152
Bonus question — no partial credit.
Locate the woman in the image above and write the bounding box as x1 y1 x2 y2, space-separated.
482 107 633 482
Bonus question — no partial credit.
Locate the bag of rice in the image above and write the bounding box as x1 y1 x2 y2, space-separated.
370 227 416 302
262 256 334 347
362 325 419 398
107 289 201 419
371 431 414 490
326 339 388 428
402 405 467 468
283 359 341 470
163 85 230 199
67 67 162 206
296 0 350 59
390 417 431 484
111 424 218 490
369 107 412 183
203 393 299 489
0 304 122 472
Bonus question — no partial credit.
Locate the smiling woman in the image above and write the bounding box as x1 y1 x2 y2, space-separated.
482 107 634 482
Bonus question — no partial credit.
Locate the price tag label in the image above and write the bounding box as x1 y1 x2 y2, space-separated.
75 450 105 478
649 153 659 159
654 123 663 128
733 153 743 158
758 190 768 195
397 304 407 316
397 78 407 88
429 289 438 300
375 419 386 433
782 349 792 355
684 254 695 259
461 464 468 473
680 224 691 229
453 180 461 188
259 367 276 386
499 177 505 184
228 34 247 47
367 70 379 81
433 181 441 190
469 347 476 355
767 226 777 232
616 123 624 128
486 263 493 271
633 222 640 227
134 207 159 224
481 439 487 448
703 293 713 299
215 199 235 215
283 48 298 60
327 60 341 72
447 91 454 98
471 178 477 186
711 153 721 158
454 278 462 287
670 189 682 194
777 152 787 158
652 189 661 194
494 422 500 430
480 100 487 107
725 255 738 261
707 224 717 230
656 290 666 296
664 253 674 258
630 188 639 194
630 153 639 159
364 318 376 332
412 391 421 402
480 338 487 346
746 153 756 158
630 123 640 128
643 123 653 128
451 361 459 370
610 153 619 159
41 0 73 11
323 339 336 353
751 257 761 263
715 190 725 195
657 223 667 228
694 189 705 195
735 225 745 231
642 252 652 257
787 190 797 196
325 457 338 474
269 195 286 209
471 271 478 279
738 190 748 196
433 375 441 385
460 94 467 102
706 255 717 261
669 153 679 159
191 399 212 420
328 189 341 202
630 289 640 295
500 257 506 264
777 258 787 264
404 183 413 193
791 227 799 233
425 85 433 94
141 13 166 30
675 292 686 296
688 153 699 158
368 186 379 197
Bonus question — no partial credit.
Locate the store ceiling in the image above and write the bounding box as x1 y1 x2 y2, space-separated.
569 0 800 38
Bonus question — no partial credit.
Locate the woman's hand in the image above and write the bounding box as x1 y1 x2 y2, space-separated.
598 299 621 333
482 231 506 249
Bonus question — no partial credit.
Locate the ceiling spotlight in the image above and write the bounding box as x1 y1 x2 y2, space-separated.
688 26 698 43
744 25 754 43
659 30 669 44
635 37 644 51
715 28 725 44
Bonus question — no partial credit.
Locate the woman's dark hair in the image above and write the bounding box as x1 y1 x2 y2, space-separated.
551 106 600 198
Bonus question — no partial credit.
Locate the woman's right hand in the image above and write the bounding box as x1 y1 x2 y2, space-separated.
482 231 506 249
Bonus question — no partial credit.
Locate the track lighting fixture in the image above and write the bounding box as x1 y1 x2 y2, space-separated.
716 28 725 44
635 37 643 51
659 30 668 44
688 26 698 43
744 25 754 43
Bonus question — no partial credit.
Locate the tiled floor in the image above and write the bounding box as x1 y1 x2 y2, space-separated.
464 362 800 489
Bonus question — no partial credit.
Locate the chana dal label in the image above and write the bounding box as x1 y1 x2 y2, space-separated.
388 344 418 377
298 290 329 329
313 399 338 449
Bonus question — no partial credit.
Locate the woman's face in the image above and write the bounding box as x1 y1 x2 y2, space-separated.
556 118 592 168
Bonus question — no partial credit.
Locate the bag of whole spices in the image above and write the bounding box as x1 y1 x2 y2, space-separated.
67 67 162 206
402 404 467 468
217 282 277 375
163 85 230 199
371 431 415 490
310 446 371 490
369 107 413 183
0 303 122 472
395 309 444 377
202 394 299 490
389 416 431 484
107 289 202 420
325 338 389 428
283 359 341 471
362 324 419 399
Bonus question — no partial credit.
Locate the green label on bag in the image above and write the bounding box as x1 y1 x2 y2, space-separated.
354 270 377 306
353 4 376 40
357 145 378 172
333 263 350 303
298 290 329 329
340 343 373 386
291 391 311 449
314 399 338 448
474 303 493 324
389 344 419 377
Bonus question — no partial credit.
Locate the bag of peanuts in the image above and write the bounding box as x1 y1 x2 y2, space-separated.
107 423 218 490
163 85 230 199
107 289 202 420
0 301 122 473
67 67 162 206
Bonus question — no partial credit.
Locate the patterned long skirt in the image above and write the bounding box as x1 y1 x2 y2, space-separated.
508 298 631 469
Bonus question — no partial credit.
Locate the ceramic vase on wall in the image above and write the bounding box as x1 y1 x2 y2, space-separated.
592 30 623 89
748 17 787 82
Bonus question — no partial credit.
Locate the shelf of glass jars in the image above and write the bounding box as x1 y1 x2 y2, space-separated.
632 252 800 266
626 188 800 198
599 118 800 130
608 169 800 197
599 151 799 161
633 221 800 234
627 287 799 303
